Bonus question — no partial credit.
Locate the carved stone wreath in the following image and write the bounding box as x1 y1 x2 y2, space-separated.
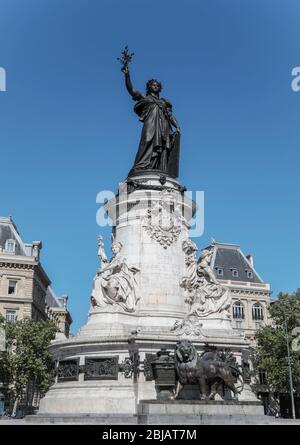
172 314 204 337
142 191 186 249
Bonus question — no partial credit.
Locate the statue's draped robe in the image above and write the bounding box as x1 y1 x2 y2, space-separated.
131 94 180 178
101 254 139 312
92 254 140 313
191 278 231 318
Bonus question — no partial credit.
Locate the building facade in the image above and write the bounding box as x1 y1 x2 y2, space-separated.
201 241 276 413
203 241 272 342
0 216 72 336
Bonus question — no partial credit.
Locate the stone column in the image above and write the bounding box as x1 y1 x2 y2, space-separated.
80 173 195 338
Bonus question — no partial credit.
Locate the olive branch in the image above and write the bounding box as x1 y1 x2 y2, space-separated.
117 46 134 69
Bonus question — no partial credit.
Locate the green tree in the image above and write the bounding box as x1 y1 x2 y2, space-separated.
0 317 56 415
255 289 300 394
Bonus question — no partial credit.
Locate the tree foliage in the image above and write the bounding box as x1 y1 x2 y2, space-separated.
0 317 56 407
255 289 300 393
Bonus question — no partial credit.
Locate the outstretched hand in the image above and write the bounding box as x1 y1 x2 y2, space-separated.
121 65 129 74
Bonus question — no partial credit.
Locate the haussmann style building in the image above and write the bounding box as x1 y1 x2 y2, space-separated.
202 240 275 414
0 216 72 335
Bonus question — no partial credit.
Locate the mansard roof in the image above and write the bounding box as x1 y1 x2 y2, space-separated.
203 241 264 284
0 216 26 255
46 287 67 309
0 216 69 311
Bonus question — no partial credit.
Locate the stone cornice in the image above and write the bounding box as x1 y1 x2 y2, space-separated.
0 259 51 287
0 297 33 304
0 261 35 271
229 288 271 297
218 279 270 290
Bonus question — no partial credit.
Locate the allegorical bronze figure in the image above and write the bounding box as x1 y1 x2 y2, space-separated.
118 47 181 178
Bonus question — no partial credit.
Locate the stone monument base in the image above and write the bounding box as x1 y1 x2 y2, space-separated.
138 399 267 425
37 332 249 416
27 400 271 425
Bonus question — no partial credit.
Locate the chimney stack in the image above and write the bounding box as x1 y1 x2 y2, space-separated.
246 253 253 267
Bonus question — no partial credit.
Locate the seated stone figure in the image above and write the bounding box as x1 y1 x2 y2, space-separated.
173 240 231 335
91 235 140 313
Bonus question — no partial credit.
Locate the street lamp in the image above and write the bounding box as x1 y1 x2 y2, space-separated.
283 314 296 419
127 335 140 383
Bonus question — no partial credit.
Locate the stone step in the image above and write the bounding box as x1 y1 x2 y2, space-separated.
25 414 138 425
138 399 265 417
138 414 276 425
25 412 276 425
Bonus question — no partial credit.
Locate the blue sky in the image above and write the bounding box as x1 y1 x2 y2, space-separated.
0 0 299 333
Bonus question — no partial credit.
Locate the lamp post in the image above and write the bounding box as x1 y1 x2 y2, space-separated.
283 315 296 419
127 336 140 383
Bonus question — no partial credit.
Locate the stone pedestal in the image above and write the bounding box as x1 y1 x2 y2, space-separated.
239 383 261 402
38 172 256 418
138 400 266 425
80 173 193 338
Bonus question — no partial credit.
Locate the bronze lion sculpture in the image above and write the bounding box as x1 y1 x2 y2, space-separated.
173 340 243 400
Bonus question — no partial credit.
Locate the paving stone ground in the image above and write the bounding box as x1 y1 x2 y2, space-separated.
1 416 300 425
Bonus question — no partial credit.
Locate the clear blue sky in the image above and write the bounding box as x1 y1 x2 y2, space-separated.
1 0 299 333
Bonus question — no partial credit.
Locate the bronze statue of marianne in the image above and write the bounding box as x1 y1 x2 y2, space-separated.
118 47 181 178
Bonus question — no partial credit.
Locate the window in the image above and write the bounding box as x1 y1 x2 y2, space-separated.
247 271 253 279
232 301 245 319
5 239 16 254
235 320 242 330
231 269 239 278
8 280 17 295
258 370 267 385
252 303 264 321
216 267 223 276
6 310 17 323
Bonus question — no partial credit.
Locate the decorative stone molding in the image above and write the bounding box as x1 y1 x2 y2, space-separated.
119 357 135 379
57 359 79 382
119 354 144 380
84 357 119 380
230 289 270 298
173 314 203 337
0 262 34 271
142 190 189 249
125 177 187 195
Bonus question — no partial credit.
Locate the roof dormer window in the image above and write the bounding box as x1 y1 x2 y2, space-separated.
5 239 16 254
246 270 253 279
231 268 238 278
216 267 223 276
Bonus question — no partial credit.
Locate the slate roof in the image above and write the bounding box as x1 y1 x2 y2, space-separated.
46 287 64 308
0 216 70 315
0 217 25 255
202 242 264 284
